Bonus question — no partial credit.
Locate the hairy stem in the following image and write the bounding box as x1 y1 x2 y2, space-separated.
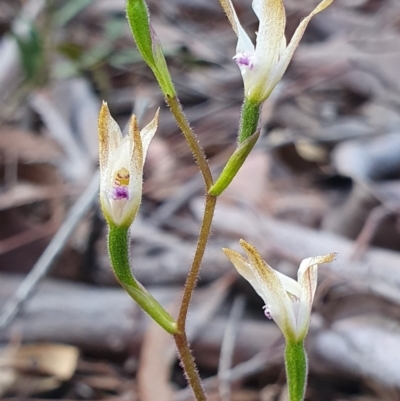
164 92 216 401
177 194 217 328
174 331 207 401
108 225 177 334
165 95 213 191
238 98 261 143
174 194 217 401
285 340 308 401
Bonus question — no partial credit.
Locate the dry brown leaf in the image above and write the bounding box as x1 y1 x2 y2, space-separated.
0 343 79 396
10 343 79 380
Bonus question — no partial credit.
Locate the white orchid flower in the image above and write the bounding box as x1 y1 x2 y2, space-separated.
223 239 335 341
98 102 158 227
219 0 334 104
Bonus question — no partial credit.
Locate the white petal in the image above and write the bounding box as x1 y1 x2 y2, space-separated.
239 240 297 339
98 102 125 224
296 253 335 339
98 102 123 177
222 248 265 300
219 0 254 54
270 0 334 88
140 108 160 162
296 262 317 339
105 138 130 188
297 253 335 301
127 114 143 190
236 19 255 56
252 0 286 72
101 102 122 152
120 195 142 227
275 270 301 298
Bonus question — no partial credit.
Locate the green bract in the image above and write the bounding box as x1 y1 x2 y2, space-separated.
126 0 175 96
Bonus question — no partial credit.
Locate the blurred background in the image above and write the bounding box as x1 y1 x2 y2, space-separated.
0 0 400 399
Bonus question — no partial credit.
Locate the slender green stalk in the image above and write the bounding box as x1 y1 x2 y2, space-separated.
238 98 261 143
165 95 213 191
108 225 178 334
285 340 308 401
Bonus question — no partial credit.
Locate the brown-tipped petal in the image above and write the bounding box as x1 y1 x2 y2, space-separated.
222 248 264 300
298 253 336 280
239 239 297 338
98 102 123 172
140 108 159 161
297 253 336 302
296 252 335 339
239 240 288 300
271 0 334 86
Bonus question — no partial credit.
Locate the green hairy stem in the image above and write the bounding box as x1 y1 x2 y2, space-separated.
285 340 308 401
108 224 178 334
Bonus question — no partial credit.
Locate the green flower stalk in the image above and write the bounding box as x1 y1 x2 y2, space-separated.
223 240 335 401
98 102 178 334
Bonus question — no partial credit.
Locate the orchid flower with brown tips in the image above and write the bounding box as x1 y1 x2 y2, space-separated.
223 240 335 341
219 0 334 104
98 102 159 227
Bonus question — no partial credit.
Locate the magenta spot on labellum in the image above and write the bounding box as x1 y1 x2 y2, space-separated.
233 52 254 70
111 186 129 200
263 306 272 320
